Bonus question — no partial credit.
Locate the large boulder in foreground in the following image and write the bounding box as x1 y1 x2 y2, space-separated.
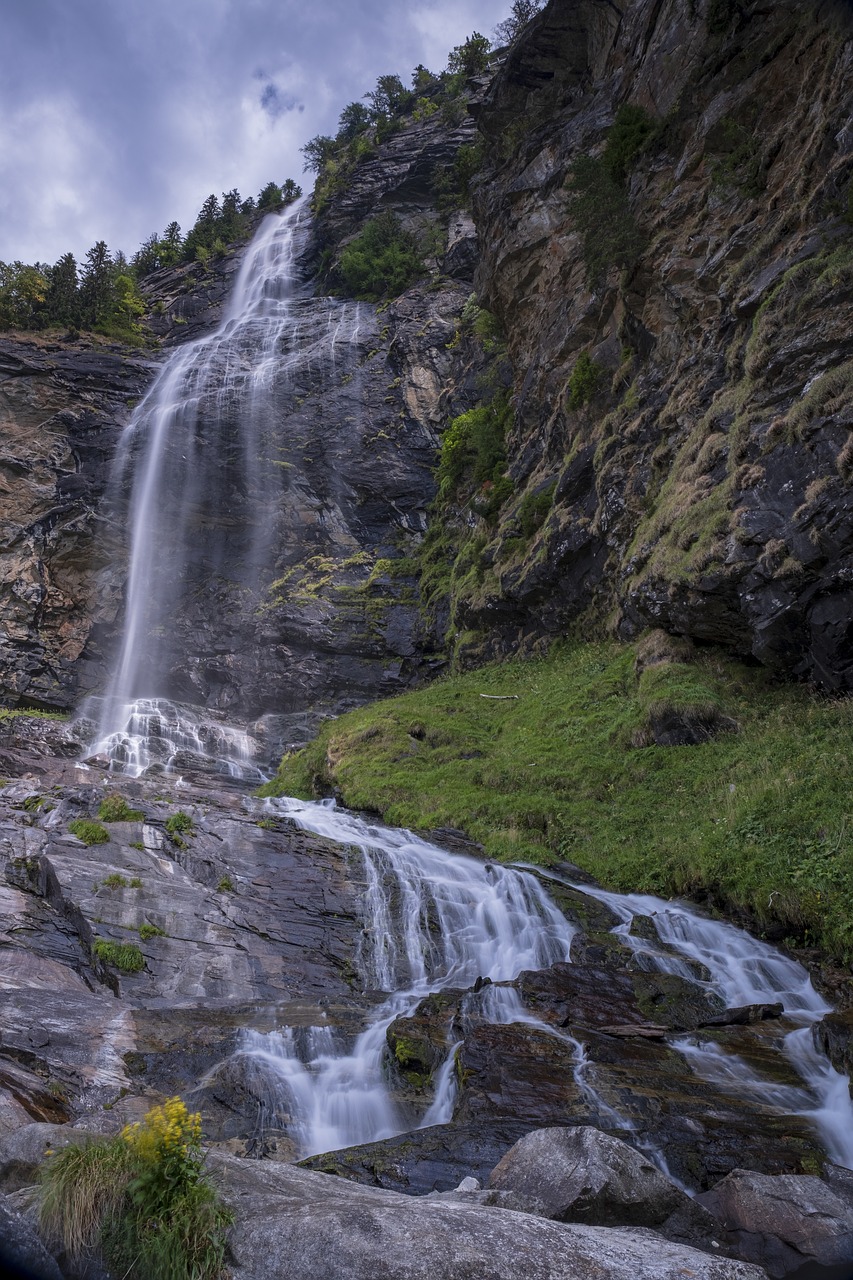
215 1153 764 1280
698 1168 853 1278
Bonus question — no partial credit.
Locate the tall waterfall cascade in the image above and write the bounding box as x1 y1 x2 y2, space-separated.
76 198 852 1180
239 799 853 1173
83 201 366 778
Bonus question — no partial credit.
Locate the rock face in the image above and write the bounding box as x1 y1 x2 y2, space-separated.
455 0 853 686
0 338 152 711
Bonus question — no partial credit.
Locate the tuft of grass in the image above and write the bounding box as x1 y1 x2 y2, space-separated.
98 795 144 823
262 640 853 962
216 876 234 893
138 923 166 941
93 940 145 973
69 819 110 846
165 811 194 836
101 874 129 889
40 1098 231 1280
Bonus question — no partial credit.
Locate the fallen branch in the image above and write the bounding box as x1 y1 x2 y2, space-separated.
479 694 519 700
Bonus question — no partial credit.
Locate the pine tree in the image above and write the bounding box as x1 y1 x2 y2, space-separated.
45 252 80 328
79 241 114 328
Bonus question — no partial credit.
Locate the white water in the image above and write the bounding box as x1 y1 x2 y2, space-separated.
236 798 575 1156
526 866 853 1169
84 201 366 779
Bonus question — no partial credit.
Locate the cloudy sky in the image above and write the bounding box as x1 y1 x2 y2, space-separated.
0 0 506 267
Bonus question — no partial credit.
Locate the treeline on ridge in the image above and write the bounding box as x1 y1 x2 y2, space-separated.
0 177 302 342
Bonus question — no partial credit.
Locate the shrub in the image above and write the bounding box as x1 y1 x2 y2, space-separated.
568 352 603 409
101 874 129 889
92 940 145 973
165 811 194 835
138 923 166 941
337 212 424 301
216 876 234 893
40 1098 231 1280
98 795 144 823
69 819 110 845
566 156 644 285
603 104 657 184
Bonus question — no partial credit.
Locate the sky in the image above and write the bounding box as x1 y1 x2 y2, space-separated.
0 0 506 267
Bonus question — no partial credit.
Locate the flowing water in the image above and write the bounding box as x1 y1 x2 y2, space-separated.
83 200 367 778
235 801 853 1174
236 797 575 1156
526 866 853 1170
78 199 853 1176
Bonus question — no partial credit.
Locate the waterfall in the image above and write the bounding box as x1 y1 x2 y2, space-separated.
236 800 853 1175
236 797 575 1157
83 200 366 778
527 866 853 1170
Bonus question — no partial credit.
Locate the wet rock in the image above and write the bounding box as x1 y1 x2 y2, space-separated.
0 1190 63 1280
812 1010 853 1094
697 1168 853 1278
216 1152 767 1280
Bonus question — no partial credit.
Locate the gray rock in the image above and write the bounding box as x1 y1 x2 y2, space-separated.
0 1123 96 1194
0 1190 63 1280
488 1126 692 1228
698 1168 853 1277
215 1152 765 1280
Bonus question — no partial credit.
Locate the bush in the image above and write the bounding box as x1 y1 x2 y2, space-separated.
92 940 145 973
568 351 603 409
165 811 194 835
69 819 110 845
138 923 166 941
603 104 657 184
40 1098 231 1280
101 874 129 889
566 156 644 285
98 795 144 823
337 212 424 301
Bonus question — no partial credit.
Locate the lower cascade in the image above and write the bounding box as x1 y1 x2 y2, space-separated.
235 798 853 1172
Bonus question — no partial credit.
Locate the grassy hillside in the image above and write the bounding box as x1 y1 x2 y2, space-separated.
262 638 853 963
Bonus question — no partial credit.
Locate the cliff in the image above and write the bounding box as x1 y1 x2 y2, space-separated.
452 0 853 686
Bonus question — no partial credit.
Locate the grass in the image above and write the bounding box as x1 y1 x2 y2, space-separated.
69 819 110 846
40 1098 231 1280
166 811 194 836
262 640 853 962
98 795 144 822
93 940 145 973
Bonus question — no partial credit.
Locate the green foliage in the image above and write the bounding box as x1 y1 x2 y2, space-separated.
432 142 485 213
447 32 492 76
69 819 110 846
138 923 166 941
165 811 194 835
566 155 645 285
603 104 657 184
265 642 853 962
40 1098 231 1280
708 116 764 196
337 212 424 300
93 940 145 972
568 351 603 409
517 482 556 536
216 876 234 893
437 398 511 504
98 795 144 823
101 874 129 889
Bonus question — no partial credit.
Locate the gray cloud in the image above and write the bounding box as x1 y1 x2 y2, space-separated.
0 0 505 265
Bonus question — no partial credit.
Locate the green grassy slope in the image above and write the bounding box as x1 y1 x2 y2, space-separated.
262 640 853 962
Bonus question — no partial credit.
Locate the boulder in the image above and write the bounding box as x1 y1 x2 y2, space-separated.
698 1168 853 1278
487 1126 707 1237
215 1152 765 1280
